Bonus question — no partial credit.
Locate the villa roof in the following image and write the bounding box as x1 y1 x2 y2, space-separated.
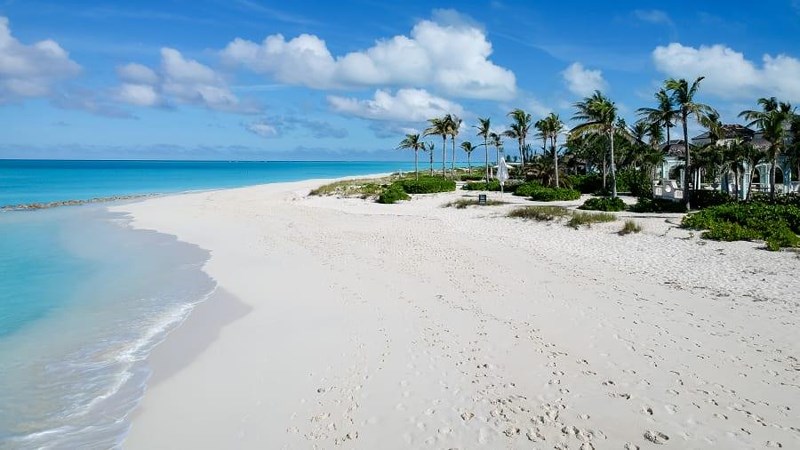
661 140 687 157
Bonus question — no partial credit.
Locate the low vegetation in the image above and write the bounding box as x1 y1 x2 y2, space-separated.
682 202 800 250
309 177 391 198
528 187 582 202
507 206 570 221
619 220 643 235
567 211 617 229
579 196 626 211
377 184 410 204
443 198 508 209
628 197 687 213
399 176 456 194
512 182 543 197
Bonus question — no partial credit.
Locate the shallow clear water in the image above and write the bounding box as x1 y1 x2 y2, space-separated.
0 160 412 448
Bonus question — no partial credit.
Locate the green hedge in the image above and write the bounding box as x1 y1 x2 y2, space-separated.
690 190 734 209
529 187 582 202
579 196 626 211
459 173 485 181
463 179 524 193
682 202 800 250
377 184 410 204
512 182 544 197
629 197 687 213
566 174 603 194
399 177 456 194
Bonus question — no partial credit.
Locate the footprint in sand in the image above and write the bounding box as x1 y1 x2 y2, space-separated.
643 430 669 444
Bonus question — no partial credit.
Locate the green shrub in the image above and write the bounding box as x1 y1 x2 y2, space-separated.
399 177 456 194
507 206 570 221
463 180 500 191
690 190 734 209
617 169 652 197
443 198 508 209
579 196 626 211
459 173 485 181
377 184 410 204
629 197 687 213
619 220 642 235
529 187 582 202
682 202 800 250
566 174 603 194
512 182 543 197
567 211 616 228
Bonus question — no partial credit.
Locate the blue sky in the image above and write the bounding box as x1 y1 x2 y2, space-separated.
1 0 799 160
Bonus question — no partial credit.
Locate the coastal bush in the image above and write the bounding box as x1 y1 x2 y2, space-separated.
690 190 734 209
566 211 616 229
507 206 570 221
310 178 390 198
617 169 652 197
512 182 543 197
459 173 485 181
528 187 581 202
629 197 687 213
565 174 603 194
443 198 508 209
377 184 410 204
463 180 500 191
619 220 642 235
399 177 456 194
682 202 800 250
579 196 626 212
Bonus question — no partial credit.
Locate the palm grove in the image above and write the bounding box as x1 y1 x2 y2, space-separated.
397 77 800 209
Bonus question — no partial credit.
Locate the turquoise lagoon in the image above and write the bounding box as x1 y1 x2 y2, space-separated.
0 160 412 448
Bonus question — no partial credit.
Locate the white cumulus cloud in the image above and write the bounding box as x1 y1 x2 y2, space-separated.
328 88 463 122
0 16 81 102
562 62 607 97
652 43 800 102
221 14 516 100
245 119 279 138
115 48 256 112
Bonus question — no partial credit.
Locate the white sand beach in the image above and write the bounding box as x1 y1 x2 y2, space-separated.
114 179 799 449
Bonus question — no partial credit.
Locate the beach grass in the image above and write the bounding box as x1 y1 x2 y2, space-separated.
309 177 392 198
507 206 570 221
567 211 617 229
619 220 643 235
443 198 508 209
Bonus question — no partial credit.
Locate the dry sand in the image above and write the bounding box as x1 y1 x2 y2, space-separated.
113 179 799 449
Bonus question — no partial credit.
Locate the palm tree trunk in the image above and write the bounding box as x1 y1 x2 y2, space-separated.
451 136 456 178
429 148 434 176
467 153 471 173
610 130 618 198
484 138 489 181
519 139 525 168
552 136 559 187
441 136 446 177
414 149 419 180
682 111 691 208
602 158 607 190
770 158 776 200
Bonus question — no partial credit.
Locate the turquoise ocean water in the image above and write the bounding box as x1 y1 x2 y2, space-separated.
0 160 413 448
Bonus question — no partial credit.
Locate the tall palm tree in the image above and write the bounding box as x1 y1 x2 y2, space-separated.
460 142 476 174
637 88 675 145
397 133 424 180
424 117 448 177
489 132 503 177
423 142 435 176
739 97 794 199
664 77 716 208
571 91 621 197
448 115 462 176
475 117 492 181
505 108 532 167
539 113 565 187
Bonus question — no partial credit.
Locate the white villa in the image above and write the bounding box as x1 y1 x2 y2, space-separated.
654 125 797 201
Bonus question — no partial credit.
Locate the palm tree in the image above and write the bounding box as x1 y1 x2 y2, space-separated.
460 142 477 174
571 91 621 197
424 117 448 176
423 142 435 176
545 113 565 187
489 132 503 177
739 97 794 199
475 117 492 181
505 109 532 167
637 88 675 145
397 133 424 180
664 77 716 208
448 115 462 176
